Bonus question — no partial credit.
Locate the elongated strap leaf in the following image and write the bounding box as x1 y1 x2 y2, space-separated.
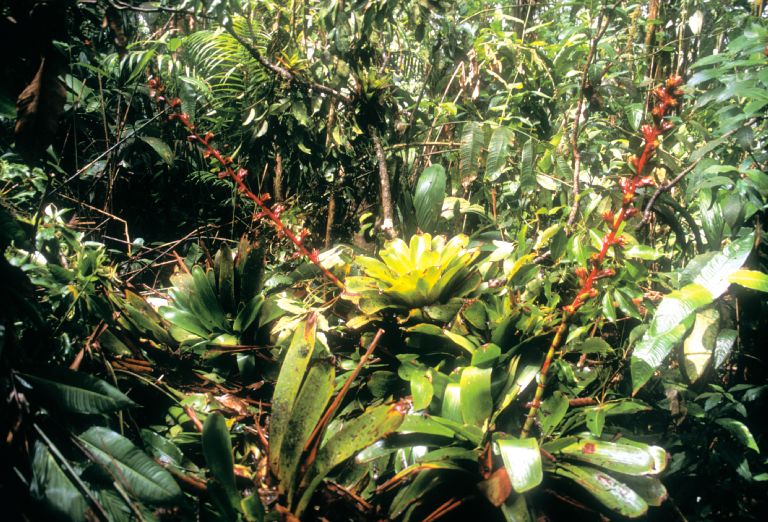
558 439 655 476
203 412 241 516
79 427 182 504
279 359 335 500
216 244 236 314
553 462 648 518
554 463 648 518
268 317 317 478
296 402 407 515
20 368 136 414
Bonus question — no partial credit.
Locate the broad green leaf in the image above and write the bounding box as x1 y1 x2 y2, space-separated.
692 233 754 297
202 412 240 514
716 418 760 452
140 136 174 165
539 391 569 437
428 415 483 445
414 165 446 233
20 369 136 414
625 245 662 260
713 329 737 369
79 427 182 504
558 439 655 475
553 463 648 518
411 372 434 410
141 430 184 469
397 414 456 438
574 337 613 354
497 437 543 493
269 319 317 479
586 407 606 436
727 269 768 292
297 402 406 515
631 320 691 393
460 367 493 427
632 234 754 393
30 441 89 520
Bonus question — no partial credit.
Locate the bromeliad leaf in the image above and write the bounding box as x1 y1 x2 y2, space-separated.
556 439 659 476
460 367 493 427
497 437 543 493
202 412 240 515
297 401 407 515
269 317 318 479
553 462 648 518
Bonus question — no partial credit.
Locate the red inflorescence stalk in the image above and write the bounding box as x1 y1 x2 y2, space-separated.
148 78 345 290
520 76 684 438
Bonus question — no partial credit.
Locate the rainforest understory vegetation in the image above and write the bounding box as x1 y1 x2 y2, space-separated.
2 1 768 521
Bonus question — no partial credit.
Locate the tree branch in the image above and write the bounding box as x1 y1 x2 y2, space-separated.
223 23 353 105
370 126 397 238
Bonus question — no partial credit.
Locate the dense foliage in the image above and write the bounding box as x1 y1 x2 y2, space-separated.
2 1 768 521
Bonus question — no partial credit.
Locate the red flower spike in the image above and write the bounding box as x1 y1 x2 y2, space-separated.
666 75 683 88
588 288 599 299
636 176 655 187
624 207 639 218
619 178 631 193
236 168 248 181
